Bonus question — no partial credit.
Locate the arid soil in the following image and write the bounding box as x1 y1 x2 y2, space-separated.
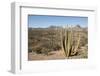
28 44 87 61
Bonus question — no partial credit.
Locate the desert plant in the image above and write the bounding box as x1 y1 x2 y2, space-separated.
61 25 81 58
41 48 50 55
34 47 42 54
28 47 33 53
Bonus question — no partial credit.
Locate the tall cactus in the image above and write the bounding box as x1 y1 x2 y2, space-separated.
61 25 81 58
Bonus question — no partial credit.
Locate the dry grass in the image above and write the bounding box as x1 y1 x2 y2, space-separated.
28 26 88 60
28 44 88 60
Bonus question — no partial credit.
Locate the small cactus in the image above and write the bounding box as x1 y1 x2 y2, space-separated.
61 25 81 58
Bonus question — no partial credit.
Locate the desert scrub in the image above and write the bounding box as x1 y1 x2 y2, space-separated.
34 47 42 54
53 44 61 51
41 48 50 55
31 45 50 55
28 47 33 53
61 25 81 58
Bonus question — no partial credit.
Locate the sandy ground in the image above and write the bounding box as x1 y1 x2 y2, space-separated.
28 50 66 60
28 47 88 61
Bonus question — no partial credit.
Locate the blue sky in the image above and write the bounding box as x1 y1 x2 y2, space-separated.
28 15 88 28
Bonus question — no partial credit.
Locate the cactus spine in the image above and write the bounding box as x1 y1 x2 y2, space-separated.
61 25 81 58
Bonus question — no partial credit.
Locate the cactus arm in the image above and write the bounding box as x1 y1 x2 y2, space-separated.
60 28 67 56
75 33 80 52
66 30 70 57
71 33 81 55
64 28 68 56
66 26 73 58
65 28 68 57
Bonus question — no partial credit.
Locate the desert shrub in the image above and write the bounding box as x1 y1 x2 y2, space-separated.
80 38 87 46
34 47 42 54
41 43 52 50
52 44 61 51
28 47 33 53
79 32 88 47
31 46 50 55
41 48 50 55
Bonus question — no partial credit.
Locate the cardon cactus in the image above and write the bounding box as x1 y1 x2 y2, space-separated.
61 25 81 58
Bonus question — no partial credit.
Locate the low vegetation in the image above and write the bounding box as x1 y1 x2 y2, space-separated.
28 25 88 60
